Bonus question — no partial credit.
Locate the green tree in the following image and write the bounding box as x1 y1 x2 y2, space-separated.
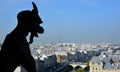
75 68 85 72
84 59 91 71
86 59 91 67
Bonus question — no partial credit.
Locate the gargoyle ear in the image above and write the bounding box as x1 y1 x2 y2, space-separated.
32 2 38 14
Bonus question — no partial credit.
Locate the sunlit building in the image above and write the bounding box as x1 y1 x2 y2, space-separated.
90 54 120 72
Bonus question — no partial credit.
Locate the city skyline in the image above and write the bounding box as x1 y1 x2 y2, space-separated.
0 0 120 43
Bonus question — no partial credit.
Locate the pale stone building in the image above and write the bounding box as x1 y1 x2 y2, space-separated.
90 55 120 72
89 57 103 72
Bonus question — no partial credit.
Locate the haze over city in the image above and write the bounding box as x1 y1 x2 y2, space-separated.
0 0 120 43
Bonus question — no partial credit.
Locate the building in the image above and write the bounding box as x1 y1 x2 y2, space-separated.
89 57 103 72
90 54 120 72
55 51 67 62
38 54 57 72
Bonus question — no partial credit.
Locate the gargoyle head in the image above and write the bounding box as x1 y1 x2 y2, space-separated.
17 2 44 44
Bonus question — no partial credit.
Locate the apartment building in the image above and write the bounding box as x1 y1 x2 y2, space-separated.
90 54 120 72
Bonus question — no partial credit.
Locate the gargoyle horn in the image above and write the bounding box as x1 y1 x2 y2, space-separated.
32 2 38 14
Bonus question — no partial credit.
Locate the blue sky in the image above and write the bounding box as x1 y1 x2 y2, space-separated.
0 0 120 43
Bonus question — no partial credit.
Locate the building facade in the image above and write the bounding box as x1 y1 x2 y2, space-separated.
90 54 120 72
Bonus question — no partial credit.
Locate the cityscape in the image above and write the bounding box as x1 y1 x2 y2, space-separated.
0 0 120 72
1 42 120 72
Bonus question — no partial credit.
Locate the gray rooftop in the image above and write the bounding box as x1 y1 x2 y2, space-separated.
91 56 101 64
91 54 120 69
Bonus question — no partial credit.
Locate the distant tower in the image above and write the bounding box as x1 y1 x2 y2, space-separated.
58 33 62 43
